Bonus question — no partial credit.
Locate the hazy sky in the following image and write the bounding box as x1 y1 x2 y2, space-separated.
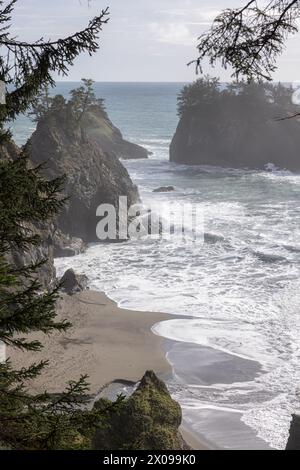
10 0 300 82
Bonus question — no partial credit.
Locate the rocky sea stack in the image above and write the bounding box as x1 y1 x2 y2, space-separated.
26 89 143 244
93 371 188 450
170 78 300 171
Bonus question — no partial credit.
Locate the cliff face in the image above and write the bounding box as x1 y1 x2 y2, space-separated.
93 371 188 450
2 100 142 286
0 141 56 288
170 84 300 171
27 106 140 243
83 105 149 160
6 223 56 289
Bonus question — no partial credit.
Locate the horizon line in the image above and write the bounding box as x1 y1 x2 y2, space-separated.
54 80 190 83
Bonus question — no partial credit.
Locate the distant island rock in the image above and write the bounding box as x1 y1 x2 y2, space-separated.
170 78 300 171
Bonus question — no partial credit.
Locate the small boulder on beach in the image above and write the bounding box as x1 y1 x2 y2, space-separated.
60 269 88 295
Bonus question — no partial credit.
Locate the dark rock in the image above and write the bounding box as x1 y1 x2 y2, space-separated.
170 82 300 171
1 99 144 291
153 186 175 193
93 370 188 450
8 223 56 290
60 269 88 295
286 414 300 450
27 105 140 243
1 142 56 289
53 230 86 258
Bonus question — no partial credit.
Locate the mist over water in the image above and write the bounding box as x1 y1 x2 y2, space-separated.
13 83 300 449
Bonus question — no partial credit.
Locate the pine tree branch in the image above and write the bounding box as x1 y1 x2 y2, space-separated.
190 0 300 81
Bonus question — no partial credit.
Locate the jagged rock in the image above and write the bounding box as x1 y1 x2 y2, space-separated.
27 105 140 243
92 370 188 450
286 414 300 450
83 105 149 160
60 269 88 295
153 186 175 193
53 230 86 258
7 223 56 290
0 142 56 289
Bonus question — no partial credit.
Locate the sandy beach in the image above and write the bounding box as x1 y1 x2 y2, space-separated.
8 289 210 450
8 290 172 395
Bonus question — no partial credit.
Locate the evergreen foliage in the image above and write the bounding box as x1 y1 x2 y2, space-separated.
177 76 296 118
190 0 300 81
0 1 109 131
0 0 120 450
70 78 106 122
177 76 220 117
93 371 182 451
29 79 106 124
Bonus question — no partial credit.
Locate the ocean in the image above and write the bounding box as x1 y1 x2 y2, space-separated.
12 82 300 450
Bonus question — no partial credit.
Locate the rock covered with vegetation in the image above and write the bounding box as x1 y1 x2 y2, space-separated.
170 77 300 171
29 79 149 160
92 371 188 450
75 82 148 160
27 80 140 243
83 104 149 160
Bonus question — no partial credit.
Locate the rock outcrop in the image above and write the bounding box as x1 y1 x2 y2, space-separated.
0 141 56 288
93 370 188 450
27 104 140 243
60 269 88 295
153 186 175 193
7 223 56 289
170 80 300 171
1 93 144 288
53 230 86 258
83 105 149 160
286 414 300 450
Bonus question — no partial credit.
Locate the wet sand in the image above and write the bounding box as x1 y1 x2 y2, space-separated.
8 290 172 395
166 341 271 450
8 290 212 450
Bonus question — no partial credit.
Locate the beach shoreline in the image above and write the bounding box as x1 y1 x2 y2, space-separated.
9 290 172 394
8 289 212 450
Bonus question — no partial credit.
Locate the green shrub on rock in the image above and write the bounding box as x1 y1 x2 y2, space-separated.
93 371 185 451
